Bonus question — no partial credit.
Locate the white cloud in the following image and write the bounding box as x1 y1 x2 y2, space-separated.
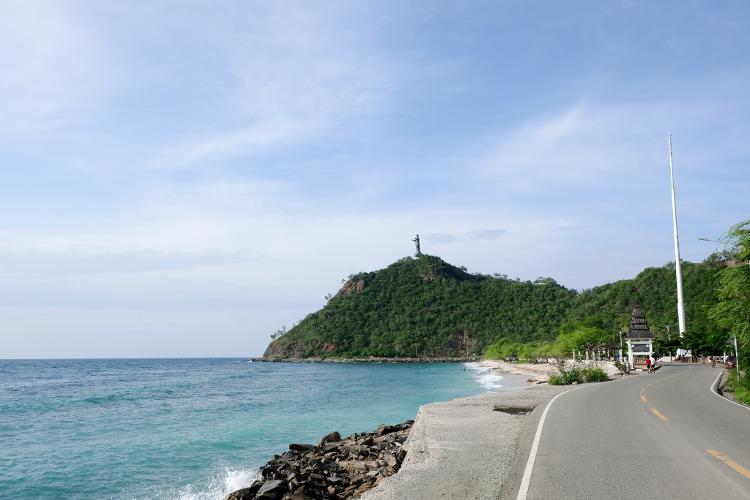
149 2 398 169
476 102 658 188
424 228 507 245
0 1 104 132
153 119 316 169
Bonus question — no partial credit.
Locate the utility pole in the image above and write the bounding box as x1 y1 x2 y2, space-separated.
668 132 687 355
734 336 740 383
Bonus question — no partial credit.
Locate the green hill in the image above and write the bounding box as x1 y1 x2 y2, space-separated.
262 254 724 359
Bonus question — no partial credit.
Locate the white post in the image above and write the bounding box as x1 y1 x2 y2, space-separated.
649 340 654 367
668 133 687 353
627 340 634 370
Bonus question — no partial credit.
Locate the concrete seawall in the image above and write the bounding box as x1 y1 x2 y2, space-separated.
363 384 567 500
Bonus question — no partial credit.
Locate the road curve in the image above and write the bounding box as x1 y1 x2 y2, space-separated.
515 365 750 499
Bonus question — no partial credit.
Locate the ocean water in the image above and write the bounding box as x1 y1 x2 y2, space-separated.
0 359 524 499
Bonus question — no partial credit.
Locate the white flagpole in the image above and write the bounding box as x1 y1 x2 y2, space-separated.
668 132 687 343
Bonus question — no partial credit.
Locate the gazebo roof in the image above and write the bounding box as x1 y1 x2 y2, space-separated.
625 305 654 340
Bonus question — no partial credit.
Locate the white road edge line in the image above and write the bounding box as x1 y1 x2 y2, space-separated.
710 370 750 412
516 386 584 500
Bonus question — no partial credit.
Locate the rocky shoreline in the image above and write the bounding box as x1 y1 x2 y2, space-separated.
226 422 413 500
252 357 479 364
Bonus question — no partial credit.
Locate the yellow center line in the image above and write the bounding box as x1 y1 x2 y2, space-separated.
707 450 750 480
640 395 648 403
650 408 668 421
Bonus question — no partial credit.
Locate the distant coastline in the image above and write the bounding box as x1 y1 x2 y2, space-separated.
252 356 480 363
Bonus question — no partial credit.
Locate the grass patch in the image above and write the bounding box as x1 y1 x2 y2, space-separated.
583 367 609 382
726 369 750 406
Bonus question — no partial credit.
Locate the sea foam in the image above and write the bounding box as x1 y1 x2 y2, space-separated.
172 467 259 500
464 362 504 390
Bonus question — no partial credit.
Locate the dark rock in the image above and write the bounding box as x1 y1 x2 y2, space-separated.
319 431 341 445
376 424 397 436
289 443 317 452
287 490 306 500
226 421 413 500
224 481 261 500
256 479 287 499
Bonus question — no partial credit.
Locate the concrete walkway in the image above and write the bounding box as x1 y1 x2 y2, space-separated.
363 384 567 500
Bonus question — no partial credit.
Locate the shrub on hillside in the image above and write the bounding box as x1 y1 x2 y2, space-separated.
583 367 608 382
549 362 608 385
549 363 584 385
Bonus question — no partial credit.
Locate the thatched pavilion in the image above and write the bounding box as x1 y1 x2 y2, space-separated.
625 305 655 369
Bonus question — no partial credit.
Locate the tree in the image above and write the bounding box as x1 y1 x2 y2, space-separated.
554 322 614 359
270 325 287 340
652 326 683 357
709 220 750 380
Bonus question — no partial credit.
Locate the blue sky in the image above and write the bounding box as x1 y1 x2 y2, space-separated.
2 1 749 358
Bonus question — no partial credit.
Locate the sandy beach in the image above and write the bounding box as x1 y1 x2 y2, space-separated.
474 359 559 382
476 359 622 382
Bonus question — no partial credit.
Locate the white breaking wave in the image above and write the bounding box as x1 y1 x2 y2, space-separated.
173 467 259 500
464 362 504 390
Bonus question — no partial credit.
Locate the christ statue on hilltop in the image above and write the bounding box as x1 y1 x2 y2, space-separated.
412 234 422 256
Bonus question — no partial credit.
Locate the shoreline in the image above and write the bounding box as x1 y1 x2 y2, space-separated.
473 359 558 383
226 361 553 499
476 359 622 383
226 423 414 499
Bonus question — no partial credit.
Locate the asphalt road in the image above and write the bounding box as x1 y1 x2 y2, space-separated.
516 365 750 499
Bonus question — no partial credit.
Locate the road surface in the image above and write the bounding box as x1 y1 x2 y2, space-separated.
510 364 750 499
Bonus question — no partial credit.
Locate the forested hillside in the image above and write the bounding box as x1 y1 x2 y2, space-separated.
569 260 723 338
262 254 724 359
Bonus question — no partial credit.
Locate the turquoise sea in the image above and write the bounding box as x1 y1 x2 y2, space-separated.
0 359 523 498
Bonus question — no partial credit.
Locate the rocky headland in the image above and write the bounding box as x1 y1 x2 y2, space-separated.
226 422 413 500
252 357 478 364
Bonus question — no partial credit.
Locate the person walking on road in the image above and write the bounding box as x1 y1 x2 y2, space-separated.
645 357 652 373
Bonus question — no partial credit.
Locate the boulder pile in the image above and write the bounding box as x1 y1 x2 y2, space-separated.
226 421 412 499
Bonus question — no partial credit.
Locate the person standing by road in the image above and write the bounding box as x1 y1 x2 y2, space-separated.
645 356 652 373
